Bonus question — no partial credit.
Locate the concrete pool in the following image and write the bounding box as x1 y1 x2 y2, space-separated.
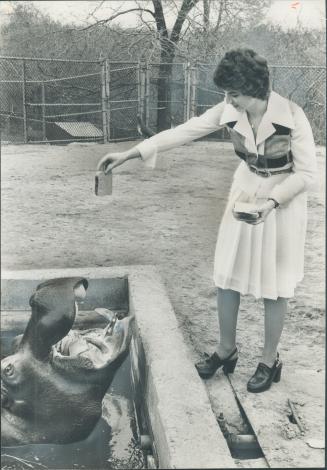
1 266 235 469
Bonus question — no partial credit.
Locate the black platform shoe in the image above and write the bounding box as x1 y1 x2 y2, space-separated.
195 348 238 379
247 354 282 393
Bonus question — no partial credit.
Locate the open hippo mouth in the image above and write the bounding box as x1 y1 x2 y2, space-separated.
53 310 134 370
1 277 134 446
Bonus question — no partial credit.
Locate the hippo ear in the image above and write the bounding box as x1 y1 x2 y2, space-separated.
20 277 88 360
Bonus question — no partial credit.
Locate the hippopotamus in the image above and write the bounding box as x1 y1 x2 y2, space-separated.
1 277 134 446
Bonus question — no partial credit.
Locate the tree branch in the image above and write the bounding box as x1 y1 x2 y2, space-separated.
203 0 210 32
170 0 199 44
75 8 156 32
85 1 105 22
152 0 168 37
214 0 225 33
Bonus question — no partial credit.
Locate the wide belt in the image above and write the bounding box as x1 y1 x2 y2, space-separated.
247 165 293 177
235 150 293 178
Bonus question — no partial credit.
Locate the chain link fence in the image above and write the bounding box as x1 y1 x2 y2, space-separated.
0 57 103 143
108 62 139 140
0 57 140 144
0 56 325 145
270 65 325 145
145 62 187 130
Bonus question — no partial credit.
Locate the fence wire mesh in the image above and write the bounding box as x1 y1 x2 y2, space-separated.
270 65 326 144
146 62 186 130
108 62 139 140
0 56 325 145
196 63 228 140
0 57 103 143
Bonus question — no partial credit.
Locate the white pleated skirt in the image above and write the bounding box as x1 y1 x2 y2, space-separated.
213 168 308 300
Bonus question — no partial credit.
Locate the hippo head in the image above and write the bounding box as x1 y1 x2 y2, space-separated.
1 277 134 446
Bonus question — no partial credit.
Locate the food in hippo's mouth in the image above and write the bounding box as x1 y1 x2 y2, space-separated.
1 277 134 446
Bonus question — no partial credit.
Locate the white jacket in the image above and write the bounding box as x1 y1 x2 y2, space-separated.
135 91 317 205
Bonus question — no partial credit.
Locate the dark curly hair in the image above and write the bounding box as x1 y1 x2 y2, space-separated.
213 48 270 100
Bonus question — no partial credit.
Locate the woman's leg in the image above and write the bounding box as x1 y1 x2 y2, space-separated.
216 287 240 358
262 297 287 366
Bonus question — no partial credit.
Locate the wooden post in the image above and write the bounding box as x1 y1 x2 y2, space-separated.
22 59 27 143
101 59 108 143
105 59 110 142
41 81 46 141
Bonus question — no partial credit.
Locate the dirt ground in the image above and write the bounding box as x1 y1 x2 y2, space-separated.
1 140 325 467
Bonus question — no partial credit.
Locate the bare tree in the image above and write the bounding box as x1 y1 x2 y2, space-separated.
77 0 271 130
44 0 199 130
0 1 272 131
150 0 200 129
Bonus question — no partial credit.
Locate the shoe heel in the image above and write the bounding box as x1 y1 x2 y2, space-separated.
273 364 282 383
223 357 238 375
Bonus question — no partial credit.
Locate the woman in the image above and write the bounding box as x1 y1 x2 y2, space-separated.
97 48 317 393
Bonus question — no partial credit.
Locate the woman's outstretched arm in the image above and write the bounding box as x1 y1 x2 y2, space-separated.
97 101 225 172
97 147 142 174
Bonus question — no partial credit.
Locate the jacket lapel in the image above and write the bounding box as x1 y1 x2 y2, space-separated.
255 116 277 146
219 102 256 152
256 91 295 145
219 91 296 149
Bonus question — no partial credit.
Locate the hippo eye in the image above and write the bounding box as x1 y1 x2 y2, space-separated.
4 364 15 377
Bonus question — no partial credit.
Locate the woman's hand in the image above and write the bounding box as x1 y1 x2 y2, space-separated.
245 199 276 225
96 152 130 174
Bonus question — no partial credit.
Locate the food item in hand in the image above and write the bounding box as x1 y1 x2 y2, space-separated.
232 202 261 222
95 170 112 196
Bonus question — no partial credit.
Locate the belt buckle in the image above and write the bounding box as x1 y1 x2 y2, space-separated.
251 166 271 178
261 169 271 178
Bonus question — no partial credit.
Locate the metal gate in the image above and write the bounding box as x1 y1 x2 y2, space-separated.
0 56 325 144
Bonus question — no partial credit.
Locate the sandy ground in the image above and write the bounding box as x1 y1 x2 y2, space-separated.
1 140 325 467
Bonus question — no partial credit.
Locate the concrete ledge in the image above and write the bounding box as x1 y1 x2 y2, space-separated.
1 266 235 469
1 271 128 311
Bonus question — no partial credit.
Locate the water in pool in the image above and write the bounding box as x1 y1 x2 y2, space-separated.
1 317 145 470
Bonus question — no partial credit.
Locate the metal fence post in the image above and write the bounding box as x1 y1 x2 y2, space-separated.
41 81 46 141
101 60 108 143
184 62 191 121
22 59 27 143
105 59 110 142
138 59 149 125
190 65 197 118
138 60 145 120
145 61 150 127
